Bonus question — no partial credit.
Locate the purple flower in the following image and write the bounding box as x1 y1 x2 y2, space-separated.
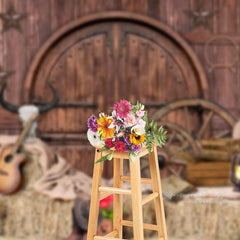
132 144 141 153
88 115 98 132
125 135 131 146
124 145 130 152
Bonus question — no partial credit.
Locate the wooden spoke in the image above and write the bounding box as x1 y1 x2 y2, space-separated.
176 133 185 144
197 110 214 139
215 130 232 138
167 130 176 146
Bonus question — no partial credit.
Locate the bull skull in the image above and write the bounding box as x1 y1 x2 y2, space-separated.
0 83 59 143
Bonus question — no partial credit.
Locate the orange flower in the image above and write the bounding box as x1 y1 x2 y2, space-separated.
97 116 115 139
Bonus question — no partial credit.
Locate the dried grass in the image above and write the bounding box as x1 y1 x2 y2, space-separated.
0 152 73 240
165 198 240 240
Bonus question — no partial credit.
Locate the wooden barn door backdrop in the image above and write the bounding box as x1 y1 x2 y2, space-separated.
24 12 208 177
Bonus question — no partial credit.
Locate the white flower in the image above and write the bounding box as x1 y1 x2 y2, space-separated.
108 110 124 132
87 129 103 146
131 125 145 135
137 118 146 127
140 104 145 111
99 112 105 118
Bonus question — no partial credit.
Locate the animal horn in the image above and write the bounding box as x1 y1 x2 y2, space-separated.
0 82 19 113
38 83 59 113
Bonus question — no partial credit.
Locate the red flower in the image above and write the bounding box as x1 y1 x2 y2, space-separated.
105 138 115 148
99 194 113 209
115 141 125 152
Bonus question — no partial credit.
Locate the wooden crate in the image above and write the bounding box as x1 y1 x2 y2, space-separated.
186 162 231 186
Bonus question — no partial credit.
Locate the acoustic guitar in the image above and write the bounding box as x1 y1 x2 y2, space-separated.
0 114 38 194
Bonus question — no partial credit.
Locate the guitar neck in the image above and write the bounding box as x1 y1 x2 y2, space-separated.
11 115 38 155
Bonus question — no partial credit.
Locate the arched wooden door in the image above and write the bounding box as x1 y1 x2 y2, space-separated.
25 12 208 177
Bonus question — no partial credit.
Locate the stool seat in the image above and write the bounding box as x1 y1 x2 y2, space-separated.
87 145 168 240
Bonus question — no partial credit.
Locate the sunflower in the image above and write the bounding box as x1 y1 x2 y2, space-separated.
129 132 146 145
97 115 115 139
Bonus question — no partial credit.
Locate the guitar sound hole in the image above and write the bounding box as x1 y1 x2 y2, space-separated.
4 154 13 164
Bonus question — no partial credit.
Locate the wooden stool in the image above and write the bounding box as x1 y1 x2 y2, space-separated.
87 145 168 240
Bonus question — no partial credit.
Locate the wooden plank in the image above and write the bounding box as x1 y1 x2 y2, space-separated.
187 170 230 178
197 111 214 139
104 230 118 238
50 0 75 32
165 0 189 32
142 192 159 206
120 220 158 231
148 146 168 240
99 187 131 195
100 146 150 159
113 158 123 238
129 157 144 240
94 236 125 240
0 0 2 67
184 106 190 133
188 178 231 186
182 33 240 44
3 0 27 107
87 150 104 240
187 162 230 170
120 176 152 184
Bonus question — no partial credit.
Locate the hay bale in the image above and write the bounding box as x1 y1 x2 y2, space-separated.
165 197 240 239
0 151 74 240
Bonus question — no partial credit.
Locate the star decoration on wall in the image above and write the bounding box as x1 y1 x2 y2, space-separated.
0 66 14 83
184 3 217 30
0 5 27 33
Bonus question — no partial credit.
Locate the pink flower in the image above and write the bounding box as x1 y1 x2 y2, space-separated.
136 110 145 117
113 100 131 119
125 113 137 127
137 118 146 127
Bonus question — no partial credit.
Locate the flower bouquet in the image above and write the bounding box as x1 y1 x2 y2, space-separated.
87 100 167 163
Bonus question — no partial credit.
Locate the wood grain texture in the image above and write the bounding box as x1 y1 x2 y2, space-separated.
0 0 239 177
187 161 231 186
113 158 123 238
87 150 104 240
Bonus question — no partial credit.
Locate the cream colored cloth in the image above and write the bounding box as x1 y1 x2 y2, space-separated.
0 136 101 200
0 135 152 200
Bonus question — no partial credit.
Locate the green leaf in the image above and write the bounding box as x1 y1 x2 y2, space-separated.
109 212 113 221
150 120 154 128
101 209 108 218
95 152 113 164
99 145 110 152
153 122 157 132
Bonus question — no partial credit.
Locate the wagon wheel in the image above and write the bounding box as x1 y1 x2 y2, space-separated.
140 120 199 177
157 121 201 177
149 98 237 175
150 98 237 140
159 120 200 155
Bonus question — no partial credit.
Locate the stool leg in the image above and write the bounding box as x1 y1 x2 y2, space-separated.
129 157 144 240
113 158 123 238
87 150 104 240
149 146 168 240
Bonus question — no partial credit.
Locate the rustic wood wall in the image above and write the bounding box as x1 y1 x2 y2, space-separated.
0 0 240 177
